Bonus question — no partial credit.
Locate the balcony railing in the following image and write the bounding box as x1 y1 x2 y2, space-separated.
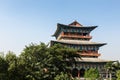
79 53 101 57
57 34 92 40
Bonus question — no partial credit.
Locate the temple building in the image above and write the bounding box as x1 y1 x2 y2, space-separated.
51 21 109 78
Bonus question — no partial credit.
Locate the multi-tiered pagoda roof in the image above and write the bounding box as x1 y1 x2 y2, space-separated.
50 21 111 78
51 21 106 58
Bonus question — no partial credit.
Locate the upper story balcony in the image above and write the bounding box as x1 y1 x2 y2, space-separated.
78 52 101 57
57 33 92 40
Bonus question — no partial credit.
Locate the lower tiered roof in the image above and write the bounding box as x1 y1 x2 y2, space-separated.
51 40 106 46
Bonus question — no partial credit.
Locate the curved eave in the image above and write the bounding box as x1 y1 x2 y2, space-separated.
52 23 64 37
52 25 59 37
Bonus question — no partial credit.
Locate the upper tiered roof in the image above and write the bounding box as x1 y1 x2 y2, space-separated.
53 21 97 39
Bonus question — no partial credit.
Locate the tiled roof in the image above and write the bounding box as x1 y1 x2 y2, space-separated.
52 40 106 46
57 23 97 28
52 23 97 37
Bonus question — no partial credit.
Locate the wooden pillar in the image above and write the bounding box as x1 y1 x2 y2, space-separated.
106 71 108 79
78 70 80 78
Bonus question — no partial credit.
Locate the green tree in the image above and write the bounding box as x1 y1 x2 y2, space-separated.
5 51 21 80
116 70 120 80
19 43 49 80
0 56 8 80
54 72 71 80
0 42 79 80
48 44 79 77
105 61 114 80
84 68 99 80
105 61 120 80
19 43 79 80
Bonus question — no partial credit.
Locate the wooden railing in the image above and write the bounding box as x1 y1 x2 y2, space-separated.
79 53 101 57
63 34 92 38
57 34 92 40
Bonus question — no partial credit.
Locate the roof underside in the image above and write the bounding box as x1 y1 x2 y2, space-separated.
74 57 110 62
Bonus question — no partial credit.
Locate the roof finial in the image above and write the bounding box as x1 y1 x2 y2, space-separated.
69 20 83 27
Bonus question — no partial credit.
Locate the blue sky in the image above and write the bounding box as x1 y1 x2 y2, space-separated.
0 0 120 61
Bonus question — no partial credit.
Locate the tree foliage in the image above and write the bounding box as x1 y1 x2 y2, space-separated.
6 51 17 80
0 56 8 80
84 68 99 80
54 72 71 80
19 43 79 80
116 70 120 80
0 42 79 80
105 61 120 80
